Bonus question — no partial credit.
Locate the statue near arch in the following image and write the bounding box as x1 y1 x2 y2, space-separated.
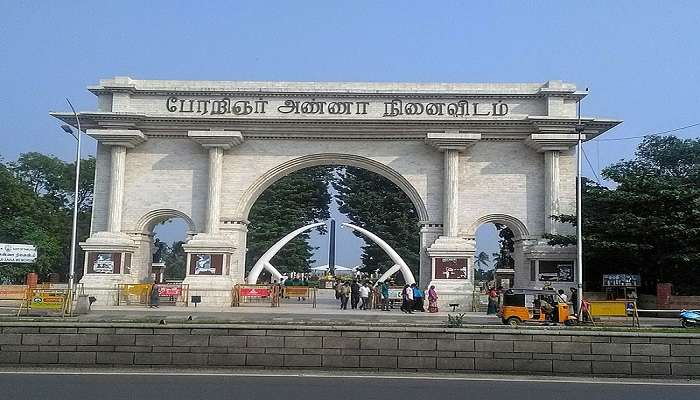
52 77 620 307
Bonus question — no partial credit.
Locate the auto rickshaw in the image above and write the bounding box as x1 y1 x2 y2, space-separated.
500 288 575 326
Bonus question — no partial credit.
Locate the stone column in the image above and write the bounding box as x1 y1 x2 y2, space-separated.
544 150 560 235
443 149 460 237
206 147 224 234
107 145 127 233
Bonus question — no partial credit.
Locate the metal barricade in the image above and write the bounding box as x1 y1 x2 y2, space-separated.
589 300 640 327
117 284 152 306
282 286 317 308
232 284 278 307
153 283 189 306
0 285 29 316
25 287 72 317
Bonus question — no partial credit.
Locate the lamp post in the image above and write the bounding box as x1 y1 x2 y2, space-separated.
61 99 81 294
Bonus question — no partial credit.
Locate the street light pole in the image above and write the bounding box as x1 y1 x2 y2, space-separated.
62 99 82 294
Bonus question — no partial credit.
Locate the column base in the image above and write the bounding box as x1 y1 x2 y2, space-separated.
182 275 236 306
79 273 136 306
428 279 474 312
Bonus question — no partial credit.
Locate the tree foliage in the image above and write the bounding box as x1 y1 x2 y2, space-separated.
333 166 421 279
162 240 186 280
0 153 95 283
246 166 334 274
546 136 700 294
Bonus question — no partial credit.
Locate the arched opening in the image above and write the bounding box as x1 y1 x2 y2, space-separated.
136 210 195 283
243 162 423 289
470 215 529 291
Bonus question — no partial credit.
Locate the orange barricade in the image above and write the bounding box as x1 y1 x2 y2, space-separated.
282 286 317 308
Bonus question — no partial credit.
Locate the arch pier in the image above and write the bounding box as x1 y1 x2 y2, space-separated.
51 77 620 307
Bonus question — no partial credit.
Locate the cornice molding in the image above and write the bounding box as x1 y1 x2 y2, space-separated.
425 131 481 151
187 130 244 149
85 129 146 148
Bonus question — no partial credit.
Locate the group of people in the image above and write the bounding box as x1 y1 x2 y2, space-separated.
335 281 439 313
335 280 373 310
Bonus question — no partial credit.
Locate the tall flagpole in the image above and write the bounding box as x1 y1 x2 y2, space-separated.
576 95 585 319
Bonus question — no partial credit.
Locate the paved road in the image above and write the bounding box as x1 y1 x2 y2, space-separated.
0 371 697 400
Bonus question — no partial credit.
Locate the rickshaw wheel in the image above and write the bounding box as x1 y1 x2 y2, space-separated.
506 317 521 326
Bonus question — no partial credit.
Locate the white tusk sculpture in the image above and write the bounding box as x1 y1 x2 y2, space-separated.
247 222 325 284
264 261 284 282
374 264 401 286
341 223 415 285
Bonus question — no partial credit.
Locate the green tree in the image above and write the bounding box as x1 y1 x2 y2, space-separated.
474 251 490 270
0 153 95 283
547 136 700 294
162 241 186 280
333 166 420 280
493 223 515 269
246 166 334 274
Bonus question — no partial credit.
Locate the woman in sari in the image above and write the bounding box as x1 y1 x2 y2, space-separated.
486 287 498 315
427 285 439 313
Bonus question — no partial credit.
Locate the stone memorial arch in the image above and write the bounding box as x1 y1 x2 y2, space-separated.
52 77 619 306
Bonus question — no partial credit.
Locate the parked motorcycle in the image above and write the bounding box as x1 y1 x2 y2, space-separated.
680 309 700 328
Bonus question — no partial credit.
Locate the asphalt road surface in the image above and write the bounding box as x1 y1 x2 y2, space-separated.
0 370 697 400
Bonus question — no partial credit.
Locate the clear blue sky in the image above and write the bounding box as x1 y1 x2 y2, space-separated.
2 1 698 268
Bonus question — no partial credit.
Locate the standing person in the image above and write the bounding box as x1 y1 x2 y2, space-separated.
570 287 579 316
486 287 498 315
350 280 360 310
557 289 568 303
149 284 159 308
412 284 425 312
402 284 414 314
334 281 343 302
427 285 439 313
339 282 350 310
359 283 370 310
380 281 390 311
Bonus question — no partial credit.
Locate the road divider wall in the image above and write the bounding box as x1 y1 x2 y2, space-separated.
0 322 698 378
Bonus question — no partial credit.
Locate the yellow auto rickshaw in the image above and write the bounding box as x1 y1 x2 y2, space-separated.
500 288 574 326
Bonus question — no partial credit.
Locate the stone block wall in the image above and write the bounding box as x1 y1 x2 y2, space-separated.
2 322 697 378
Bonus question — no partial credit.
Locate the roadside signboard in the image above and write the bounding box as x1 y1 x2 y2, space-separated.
29 289 68 311
284 286 309 297
239 287 270 297
157 286 182 297
388 288 403 300
0 244 37 263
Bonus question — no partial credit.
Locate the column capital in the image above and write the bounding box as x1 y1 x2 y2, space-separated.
188 130 244 149
525 133 580 152
425 131 481 151
86 129 146 148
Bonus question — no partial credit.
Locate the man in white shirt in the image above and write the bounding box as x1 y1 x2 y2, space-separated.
359 283 370 310
558 289 568 303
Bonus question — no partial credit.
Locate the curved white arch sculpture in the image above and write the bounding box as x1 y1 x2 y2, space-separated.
374 264 400 286
264 262 284 282
341 223 415 285
247 222 325 284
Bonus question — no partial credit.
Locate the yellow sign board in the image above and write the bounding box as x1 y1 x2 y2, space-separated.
124 284 151 296
284 286 310 297
589 301 628 317
30 289 68 311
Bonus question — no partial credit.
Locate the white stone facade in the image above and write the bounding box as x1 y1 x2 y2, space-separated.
52 77 620 308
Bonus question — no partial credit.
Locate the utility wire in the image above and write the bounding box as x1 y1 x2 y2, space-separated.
596 122 700 142
582 146 601 185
